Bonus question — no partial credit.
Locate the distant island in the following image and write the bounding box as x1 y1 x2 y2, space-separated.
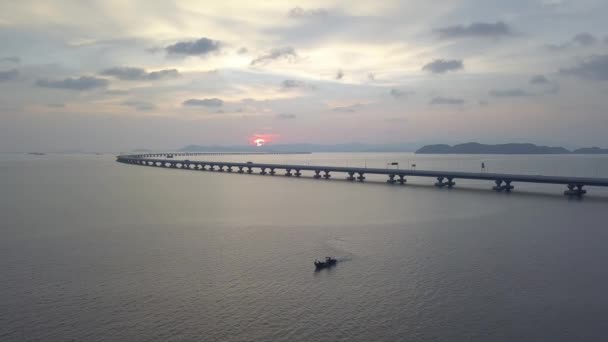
416 142 608 154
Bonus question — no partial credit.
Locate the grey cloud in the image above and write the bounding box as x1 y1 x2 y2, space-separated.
287 7 328 18
367 73 375 81
335 69 344 80
121 100 156 111
435 21 513 39
478 100 489 106
105 89 130 95
237 47 248 55
0 69 19 82
47 103 65 108
389 89 412 99
101 67 179 81
547 32 599 50
529 75 550 85
572 32 597 46
250 47 297 66
277 113 296 119
0 56 20 63
560 54 608 81
280 79 314 90
36 76 108 90
182 98 224 107
430 97 464 105
422 59 463 74
165 37 220 56
489 88 531 97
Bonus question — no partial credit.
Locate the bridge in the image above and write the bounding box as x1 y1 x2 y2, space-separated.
116 153 608 197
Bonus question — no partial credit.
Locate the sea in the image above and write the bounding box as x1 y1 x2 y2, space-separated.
2 152 608 342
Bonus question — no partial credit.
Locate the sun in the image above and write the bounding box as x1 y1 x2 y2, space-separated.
253 138 265 147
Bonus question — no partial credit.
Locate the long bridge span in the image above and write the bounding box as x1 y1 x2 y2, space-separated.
116 153 608 197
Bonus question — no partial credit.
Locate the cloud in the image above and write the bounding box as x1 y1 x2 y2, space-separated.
489 88 531 97
182 98 224 107
165 37 220 56
36 76 108 90
276 113 296 119
47 103 65 108
121 100 156 111
435 21 513 39
100 67 179 81
529 75 550 85
280 79 314 90
0 56 20 63
367 73 375 81
287 7 328 19
572 32 597 46
0 69 19 82
250 47 297 66
430 97 464 105
332 103 364 112
389 88 412 99
559 54 608 81
478 100 489 106
335 69 344 80
547 32 599 50
237 47 248 55
422 59 463 74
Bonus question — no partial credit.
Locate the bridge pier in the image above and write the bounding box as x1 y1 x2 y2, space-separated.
208 164 215 171
564 184 586 197
260 168 267 175
227 166 233 172
217 165 225 172
285 169 292 176
493 180 514 192
435 176 446 187
323 170 331 179
446 177 455 188
294 169 302 177
387 174 396 184
347 172 355 181
247 167 253 174
398 174 407 184
237 166 244 173
357 172 365 182
313 170 322 179
270 168 276 175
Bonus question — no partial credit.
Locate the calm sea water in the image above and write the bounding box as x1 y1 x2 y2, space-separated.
2 152 608 341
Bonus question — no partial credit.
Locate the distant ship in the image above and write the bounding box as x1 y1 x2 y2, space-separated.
314 257 337 270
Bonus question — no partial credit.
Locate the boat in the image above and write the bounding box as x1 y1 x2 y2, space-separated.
314 257 337 270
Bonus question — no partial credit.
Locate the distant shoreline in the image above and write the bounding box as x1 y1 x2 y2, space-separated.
416 143 608 154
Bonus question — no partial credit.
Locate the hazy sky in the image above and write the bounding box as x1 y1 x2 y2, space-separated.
1 0 608 151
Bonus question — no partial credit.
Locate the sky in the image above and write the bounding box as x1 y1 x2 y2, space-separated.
1 0 608 152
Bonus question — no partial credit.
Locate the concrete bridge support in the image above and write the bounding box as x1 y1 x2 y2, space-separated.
435 177 446 187
285 169 292 176
493 180 514 192
247 167 253 174
398 175 407 184
357 172 366 182
313 170 322 179
446 177 455 188
387 174 396 184
208 165 215 171
347 172 356 181
227 166 233 172
323 170 331 179
260 168 267 175
237 166 244 173
564 184 586 197
294 170 302 177
217 165 225 172
270 168 276 175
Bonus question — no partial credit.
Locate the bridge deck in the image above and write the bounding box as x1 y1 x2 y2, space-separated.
116 154 608 195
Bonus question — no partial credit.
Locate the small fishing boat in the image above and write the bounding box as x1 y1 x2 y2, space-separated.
314 257 337 270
